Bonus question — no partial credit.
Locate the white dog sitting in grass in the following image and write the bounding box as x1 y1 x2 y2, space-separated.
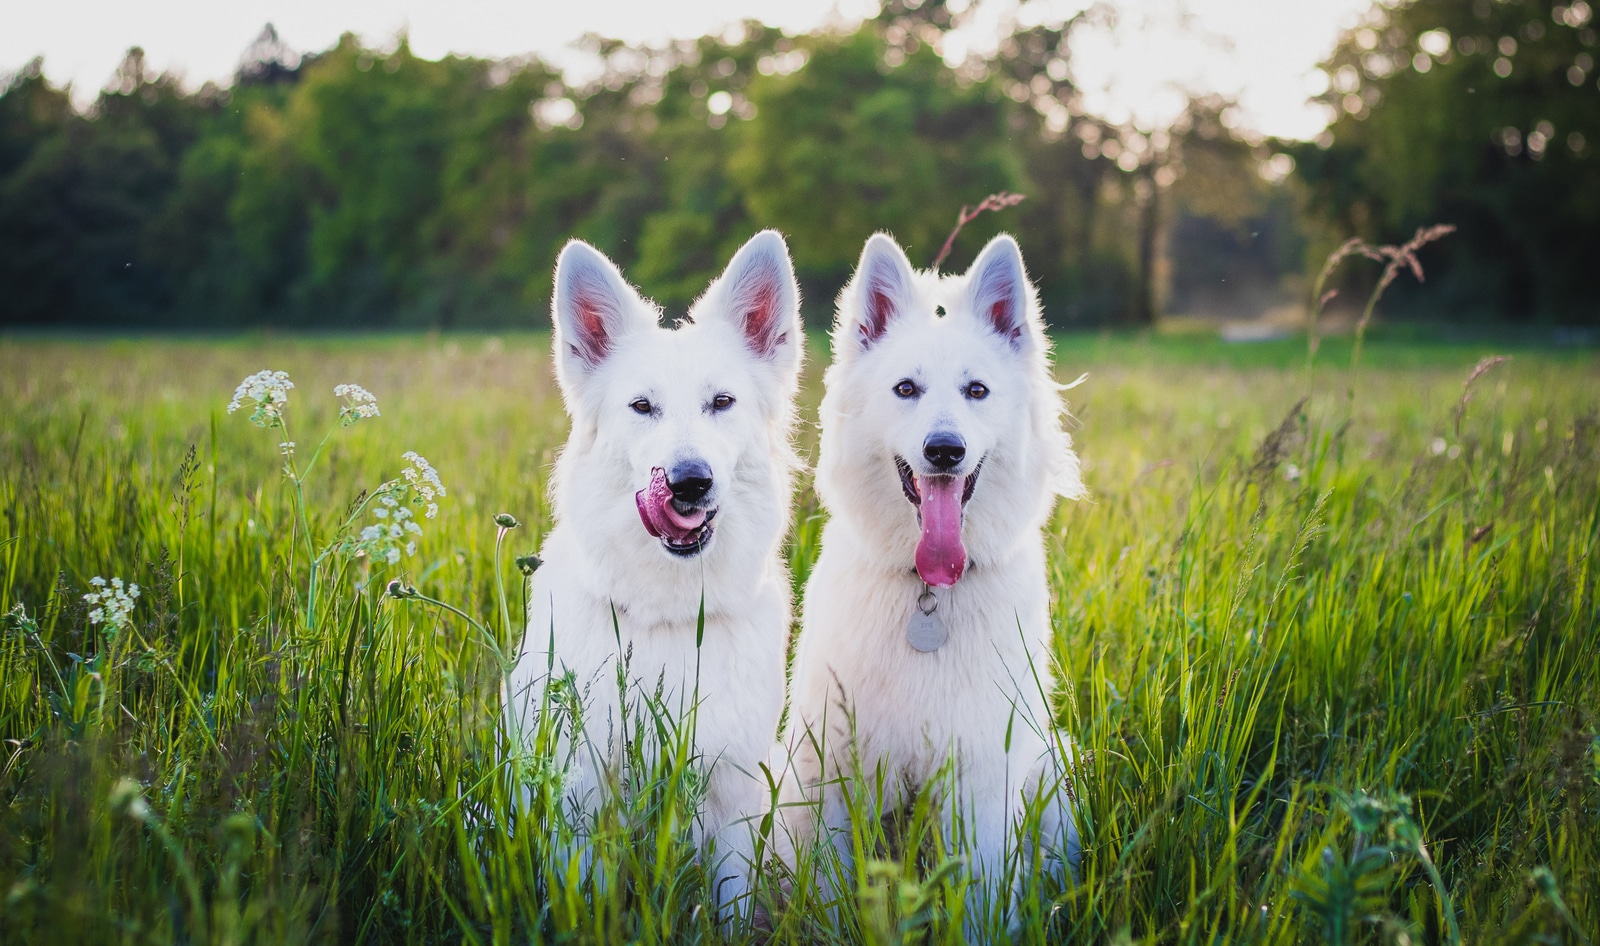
777 232 1084 927
504 231 804 919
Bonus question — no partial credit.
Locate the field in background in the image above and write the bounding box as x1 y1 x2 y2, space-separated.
1 332 1597 943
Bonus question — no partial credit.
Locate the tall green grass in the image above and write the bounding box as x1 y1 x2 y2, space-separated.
1 332 1596 943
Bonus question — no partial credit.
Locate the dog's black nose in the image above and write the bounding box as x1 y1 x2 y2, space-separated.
667 459 714 504
923 432 966 471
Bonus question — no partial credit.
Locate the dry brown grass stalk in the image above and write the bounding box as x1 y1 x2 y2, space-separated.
931 192 1026 271
1454 355 1511 437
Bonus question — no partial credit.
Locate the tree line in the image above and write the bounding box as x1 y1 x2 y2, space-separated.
1 0 1594 330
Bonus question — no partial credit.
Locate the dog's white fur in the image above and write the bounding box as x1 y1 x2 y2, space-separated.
504 231 803 916
778 232 1084 913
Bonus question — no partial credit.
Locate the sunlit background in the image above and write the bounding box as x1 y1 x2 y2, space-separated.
1 0 1596 330
2 4 1599 940
4 0 1374 137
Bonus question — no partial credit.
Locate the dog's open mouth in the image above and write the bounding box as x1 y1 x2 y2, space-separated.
636 468 717 557
895 456 982 587
660 506 716 556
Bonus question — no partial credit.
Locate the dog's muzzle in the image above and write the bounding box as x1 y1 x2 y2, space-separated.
637 464 719 557
895 453 983 587
895 455 983 508
661 504 716 556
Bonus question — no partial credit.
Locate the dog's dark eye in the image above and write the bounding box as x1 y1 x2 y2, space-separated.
711 393 735 411
894 380 917 399
630 398 652 415
966 381 989 400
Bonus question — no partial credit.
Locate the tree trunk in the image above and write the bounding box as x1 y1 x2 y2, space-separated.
1131 166 1161 327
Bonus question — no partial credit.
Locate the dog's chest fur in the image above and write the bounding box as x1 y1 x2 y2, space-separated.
518 531 789 770
790 526 1055 781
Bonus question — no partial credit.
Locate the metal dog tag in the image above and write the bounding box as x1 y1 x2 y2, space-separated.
906 588 948 653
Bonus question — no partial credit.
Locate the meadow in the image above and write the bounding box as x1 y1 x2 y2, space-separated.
0 330 1596 944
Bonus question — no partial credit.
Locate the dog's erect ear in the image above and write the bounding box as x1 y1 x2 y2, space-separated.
964 234 1035 352
842 233 917 351
708 230 801 367
551 240 652 377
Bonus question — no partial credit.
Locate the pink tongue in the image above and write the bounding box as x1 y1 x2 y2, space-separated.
915 475 966 587
635 467 707 543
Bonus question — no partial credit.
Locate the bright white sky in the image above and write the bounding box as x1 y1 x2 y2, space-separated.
1 0 1372 140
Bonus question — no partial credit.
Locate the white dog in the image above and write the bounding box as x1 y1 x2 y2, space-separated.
504 231 803 917
778 232 1084 922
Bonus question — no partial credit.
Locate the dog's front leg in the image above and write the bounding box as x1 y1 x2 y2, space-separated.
769 739 859 925
701 761 765 923
990 741 1080 934
1022 741 1080 881
946 777 1013 939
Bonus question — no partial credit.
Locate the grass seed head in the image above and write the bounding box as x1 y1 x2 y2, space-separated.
1454 355 1511 437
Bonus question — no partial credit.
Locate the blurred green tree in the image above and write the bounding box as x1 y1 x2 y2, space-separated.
14 5 1583 330
994 17 1144 325
631 28 781 312
1293 0 1600 323
1162 98 1307 321
0 49 212 325
731 26 1020 303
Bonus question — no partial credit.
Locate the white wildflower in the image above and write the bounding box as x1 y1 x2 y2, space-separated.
227 370 294 427
1430 437 1448 456
400 451 447 507
84 576 140 635
337 452 447 568
1283 463 1303 483
279 441 296 457
334 383 381 425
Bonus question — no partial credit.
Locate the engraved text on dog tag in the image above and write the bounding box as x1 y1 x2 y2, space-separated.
906 588 948 652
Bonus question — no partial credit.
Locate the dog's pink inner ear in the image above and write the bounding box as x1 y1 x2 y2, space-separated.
860 285 896 347
989 297 1023 344
740 279 782 358
980 271 1026 348
729 256 792 359
569 288 612 367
